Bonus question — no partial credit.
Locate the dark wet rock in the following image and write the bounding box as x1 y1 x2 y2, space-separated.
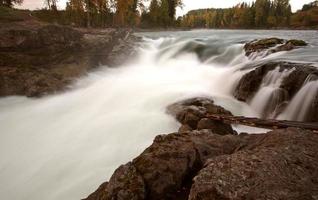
0 19 138 97
85 131 247 200
244 37 284 56
286 39 308 46
272 39 308 54
85 162 146 200
197 118 234 135
234 64 275 102
189 128 318 200
84 182 109 200
244 38 307 57
86 128 318 200
312 94 318 122
234 62 318 102
280 67 318 99
167 97 235 134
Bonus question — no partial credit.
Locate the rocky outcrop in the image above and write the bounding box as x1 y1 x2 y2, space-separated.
189 128 318 200
234 62 318 102
85 162 146 200
84 130 249 200
83 94 318 200
167 97 235 135
0 19 138 97
234 61 318 121
84 127 318 200
244 37 307 57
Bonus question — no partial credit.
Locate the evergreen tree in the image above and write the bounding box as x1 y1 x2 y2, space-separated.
255 0 270 27
149 0 160 26
159 0 170 27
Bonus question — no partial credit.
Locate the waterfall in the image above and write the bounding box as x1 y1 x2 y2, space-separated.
278 80 318 121
0 30 317 200
0 37 252 200
249 67 293 118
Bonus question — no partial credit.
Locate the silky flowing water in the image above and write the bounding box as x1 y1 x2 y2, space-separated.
0 29 317 200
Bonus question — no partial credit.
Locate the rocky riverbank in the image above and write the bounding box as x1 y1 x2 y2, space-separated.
0 15 139 97
84 97 318 200
1 17 317 199
84 37 318 199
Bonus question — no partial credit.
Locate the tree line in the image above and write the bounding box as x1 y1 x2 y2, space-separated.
181 0 292 28
291 0 318 27
181 0 318 29
1 0 317 28
1 0 182 28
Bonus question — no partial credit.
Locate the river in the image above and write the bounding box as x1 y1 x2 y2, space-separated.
0 29 317 200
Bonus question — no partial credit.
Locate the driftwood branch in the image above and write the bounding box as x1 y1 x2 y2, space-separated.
207 114 318 132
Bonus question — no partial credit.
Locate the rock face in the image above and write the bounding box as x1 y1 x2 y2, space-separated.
85 162 146 200
85 128 318 200
244 37 307 57
189 128 318 200
0 19 138 97
234 61 318 121
234 62 318 102
84 130 248 200
167 97 235 135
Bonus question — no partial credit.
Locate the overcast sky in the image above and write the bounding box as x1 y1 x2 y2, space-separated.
18 0 314 15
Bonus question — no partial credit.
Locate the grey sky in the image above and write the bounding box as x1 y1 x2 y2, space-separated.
18 0 314 15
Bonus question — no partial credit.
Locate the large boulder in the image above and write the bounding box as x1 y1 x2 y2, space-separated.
189 128 318 200
244 38 307 57
167 97 235 135
84 131 248 200
85 128 318 200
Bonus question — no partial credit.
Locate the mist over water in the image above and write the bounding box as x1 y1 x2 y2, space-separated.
0 29 317 200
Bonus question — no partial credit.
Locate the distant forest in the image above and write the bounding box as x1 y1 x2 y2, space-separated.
182 0 318 29
1 0 318 29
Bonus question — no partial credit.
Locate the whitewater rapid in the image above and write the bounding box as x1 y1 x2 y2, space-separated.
0 37 255 200
0 30 317 200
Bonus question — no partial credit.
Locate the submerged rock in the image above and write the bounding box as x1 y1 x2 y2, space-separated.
244 38 307 57
85 128 318 200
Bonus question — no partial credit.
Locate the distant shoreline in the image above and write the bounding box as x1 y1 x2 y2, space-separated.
135 27 318 33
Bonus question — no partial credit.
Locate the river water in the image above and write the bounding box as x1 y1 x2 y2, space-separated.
0 29 317 200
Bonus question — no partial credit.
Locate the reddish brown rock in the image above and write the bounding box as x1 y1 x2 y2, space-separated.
0 17 138 97
84 131 247 200
85 128 318 200
167 97 235 134
85 162 146 200
197 118 235 135
189 128 318 200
